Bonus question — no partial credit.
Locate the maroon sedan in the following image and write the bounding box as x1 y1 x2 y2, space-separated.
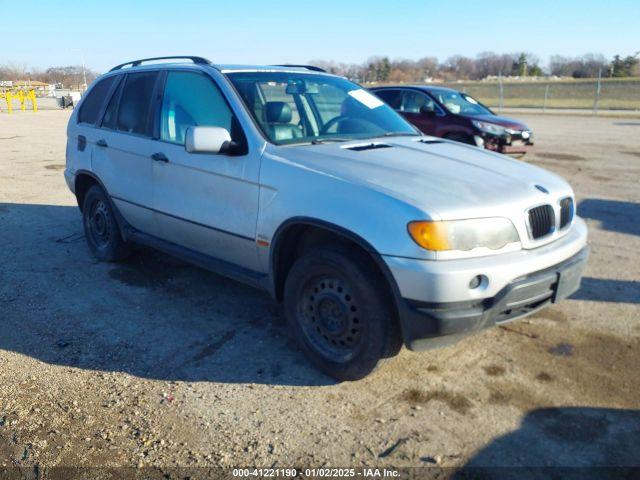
370 86 533 156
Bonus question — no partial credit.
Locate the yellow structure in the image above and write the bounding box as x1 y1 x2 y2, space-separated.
28 89 38 112
15 90 25 111
0 91 13 113
0 88 37 113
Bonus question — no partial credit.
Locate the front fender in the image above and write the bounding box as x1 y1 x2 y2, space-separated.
255 151 437 276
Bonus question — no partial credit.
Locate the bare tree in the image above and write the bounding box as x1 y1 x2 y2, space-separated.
0 62 31 81
0 63 100 88
441 55 476 80
474 52 517 78
43 66 99 87
550 53 609 78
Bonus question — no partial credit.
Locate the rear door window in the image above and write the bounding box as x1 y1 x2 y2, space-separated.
78 76 116 125
373 89 401 110
116 72 159 136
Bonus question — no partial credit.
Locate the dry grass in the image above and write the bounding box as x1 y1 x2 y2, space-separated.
370 77 640 110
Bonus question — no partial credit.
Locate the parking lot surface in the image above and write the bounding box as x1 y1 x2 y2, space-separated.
1 111 639 471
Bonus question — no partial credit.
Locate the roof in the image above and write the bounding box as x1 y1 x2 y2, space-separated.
216 64 326 74
104 62 330 78
107 56 327 75
371 85 458 93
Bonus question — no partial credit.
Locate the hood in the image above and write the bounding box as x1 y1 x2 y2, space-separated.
268 136 571 220
463 114 530 131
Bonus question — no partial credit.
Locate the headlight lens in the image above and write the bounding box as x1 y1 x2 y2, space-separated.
408 218 520 251
472 120 507 136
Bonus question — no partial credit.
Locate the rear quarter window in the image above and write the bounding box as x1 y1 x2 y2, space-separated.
101 78 124 130
78 76 116 125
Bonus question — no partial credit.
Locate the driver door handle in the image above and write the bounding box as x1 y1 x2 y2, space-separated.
96 139 108 147
151 152 169 163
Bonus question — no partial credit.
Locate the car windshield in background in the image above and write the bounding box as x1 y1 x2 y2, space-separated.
430 90 492 116
227 72 418 145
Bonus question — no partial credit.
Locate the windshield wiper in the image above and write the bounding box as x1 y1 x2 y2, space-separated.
380 131 420 137
310 138 350 145
308 133 416 145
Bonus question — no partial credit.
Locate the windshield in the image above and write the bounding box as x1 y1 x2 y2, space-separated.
429 90 492 116
227 72 418 145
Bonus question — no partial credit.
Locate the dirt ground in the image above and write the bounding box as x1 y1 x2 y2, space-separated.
1 111 639 476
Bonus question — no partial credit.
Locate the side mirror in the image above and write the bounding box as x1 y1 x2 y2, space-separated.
185 126 231 154
420 105 436 117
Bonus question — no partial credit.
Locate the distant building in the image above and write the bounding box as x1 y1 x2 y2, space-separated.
5 80 57 96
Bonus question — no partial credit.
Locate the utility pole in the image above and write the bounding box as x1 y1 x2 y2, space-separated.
543 84 549 113
72 49 88 92
593 68 602 115
81 52 87 93
498 72 504 112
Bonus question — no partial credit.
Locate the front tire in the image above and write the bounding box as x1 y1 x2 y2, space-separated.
82 185 131 262
283 245 402 381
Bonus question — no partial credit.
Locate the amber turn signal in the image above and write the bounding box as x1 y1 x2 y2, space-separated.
407 221 451 251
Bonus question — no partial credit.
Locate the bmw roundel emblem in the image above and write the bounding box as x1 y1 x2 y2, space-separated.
534 184 550 194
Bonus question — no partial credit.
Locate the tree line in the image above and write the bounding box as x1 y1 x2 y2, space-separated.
0 64 99 88
1 51 638 87
311 52 640 82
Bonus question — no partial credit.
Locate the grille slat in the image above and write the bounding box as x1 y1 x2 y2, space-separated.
528 205 555 239
559 197 574 229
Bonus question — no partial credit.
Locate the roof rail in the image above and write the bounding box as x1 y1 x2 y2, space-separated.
109 56 212 72
271 64 327 73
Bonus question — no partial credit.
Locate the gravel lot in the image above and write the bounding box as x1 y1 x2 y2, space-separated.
1 111 639 475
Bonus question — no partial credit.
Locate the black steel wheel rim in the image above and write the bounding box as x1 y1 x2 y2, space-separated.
298 276 364 363
88 199 111 248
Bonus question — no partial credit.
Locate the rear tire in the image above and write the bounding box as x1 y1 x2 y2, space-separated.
283 245 402 381
82 185 131 262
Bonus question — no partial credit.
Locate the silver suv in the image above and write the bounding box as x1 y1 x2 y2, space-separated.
64 56 589 380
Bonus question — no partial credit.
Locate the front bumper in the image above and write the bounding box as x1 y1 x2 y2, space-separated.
396 245 589 350
383 218 589 350
476 131 533 154
496 143 533 154
64 168 76 194
385 218 587 304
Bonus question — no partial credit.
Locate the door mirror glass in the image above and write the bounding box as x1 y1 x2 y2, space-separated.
185 126 231 154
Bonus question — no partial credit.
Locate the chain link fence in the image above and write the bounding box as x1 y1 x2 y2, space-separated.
437 78 640 113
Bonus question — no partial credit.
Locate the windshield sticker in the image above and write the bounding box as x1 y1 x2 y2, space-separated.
348 89 384 109
465 95 479 104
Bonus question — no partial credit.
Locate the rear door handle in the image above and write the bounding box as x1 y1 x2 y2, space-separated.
151 152 169 163
96 139 108 147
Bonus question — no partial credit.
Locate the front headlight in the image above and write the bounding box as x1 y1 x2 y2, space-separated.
408 218 520 251
472 120 507 136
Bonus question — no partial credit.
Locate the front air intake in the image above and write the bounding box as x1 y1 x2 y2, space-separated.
559 197 574 229
528 205 555 239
